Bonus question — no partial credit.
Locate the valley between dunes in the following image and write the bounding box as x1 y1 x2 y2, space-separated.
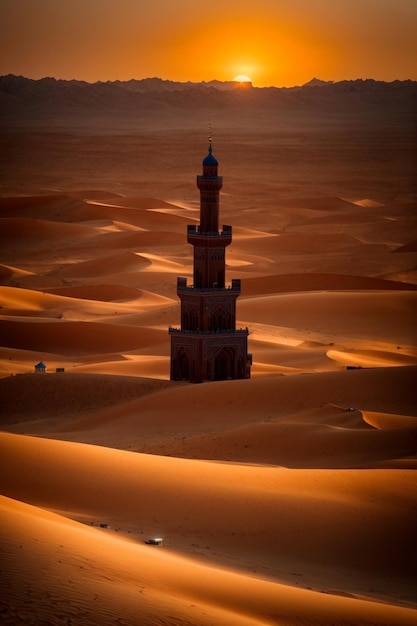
1 124 417 625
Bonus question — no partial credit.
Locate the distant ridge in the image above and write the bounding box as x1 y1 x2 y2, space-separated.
1 74 416 131
0 74 242 94
303 77 334 87
1 73 415 93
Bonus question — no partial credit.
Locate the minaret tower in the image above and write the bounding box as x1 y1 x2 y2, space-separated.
169 135 251 383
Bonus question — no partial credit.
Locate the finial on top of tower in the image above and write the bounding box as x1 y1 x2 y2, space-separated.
203 122 218 166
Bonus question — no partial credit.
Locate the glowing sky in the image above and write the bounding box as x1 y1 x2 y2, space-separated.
1 0 416 86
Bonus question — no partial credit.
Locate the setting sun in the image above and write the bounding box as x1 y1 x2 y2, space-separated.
233 74 252 84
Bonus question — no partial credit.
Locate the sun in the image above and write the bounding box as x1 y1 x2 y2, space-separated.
233 74 252 84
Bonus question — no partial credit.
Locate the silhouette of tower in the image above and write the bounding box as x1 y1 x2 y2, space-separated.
169 138 251 383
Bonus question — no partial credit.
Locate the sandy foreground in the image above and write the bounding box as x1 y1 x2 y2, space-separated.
1 130 417 626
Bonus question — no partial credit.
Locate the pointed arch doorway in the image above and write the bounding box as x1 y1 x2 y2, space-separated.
213 346 236 381
176 348 190 381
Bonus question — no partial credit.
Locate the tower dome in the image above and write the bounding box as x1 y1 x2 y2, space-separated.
203 143 218 166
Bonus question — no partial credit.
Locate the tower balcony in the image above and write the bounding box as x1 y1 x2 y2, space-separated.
176 276 241 293
168 326 249 336
187 224 232 246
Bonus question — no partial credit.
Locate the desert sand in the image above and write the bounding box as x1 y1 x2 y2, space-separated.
1 94 417 625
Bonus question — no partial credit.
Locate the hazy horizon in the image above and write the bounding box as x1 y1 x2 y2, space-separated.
3 73 416 88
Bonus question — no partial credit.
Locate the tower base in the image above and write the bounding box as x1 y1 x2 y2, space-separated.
169 329 251 383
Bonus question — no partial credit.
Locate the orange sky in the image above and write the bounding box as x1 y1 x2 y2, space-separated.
1 0 416 86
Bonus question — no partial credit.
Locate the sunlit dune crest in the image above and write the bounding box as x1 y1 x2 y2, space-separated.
327 348 417 369
226 257 254 267
137 252 187 272
93 220 147 233
0 264 34 280
362 410 417 430
349 198 385 208
74 355 170 380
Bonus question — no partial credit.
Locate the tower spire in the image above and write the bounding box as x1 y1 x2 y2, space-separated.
208 121 213 153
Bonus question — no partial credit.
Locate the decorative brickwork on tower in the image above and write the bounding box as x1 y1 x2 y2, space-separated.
169 142 252 383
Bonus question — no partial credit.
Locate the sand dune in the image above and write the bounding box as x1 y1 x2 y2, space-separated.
44 284 151 301
87 197 183 210
395 239 417 253
249 336 340 374
1 118 416 626
241 272 417 296
138 252 190 273
99 229 185 249
1 495 275 626
362 410 417 430
0 284 173 316
0 217 96 247
138 406 417 468
0 193 90 221
0 318 168 354
0 264 34 282
3 494 416 626
351 198 385 207
3 366 415 457
73 355 170 379
240 291 417 349
1 432 417 623
74 199 193 233
0 373 173 427
327 348 417 368
0 285 166 315
56 251 152 278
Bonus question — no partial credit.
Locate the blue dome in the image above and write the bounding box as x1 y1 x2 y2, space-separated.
203 144 218 166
